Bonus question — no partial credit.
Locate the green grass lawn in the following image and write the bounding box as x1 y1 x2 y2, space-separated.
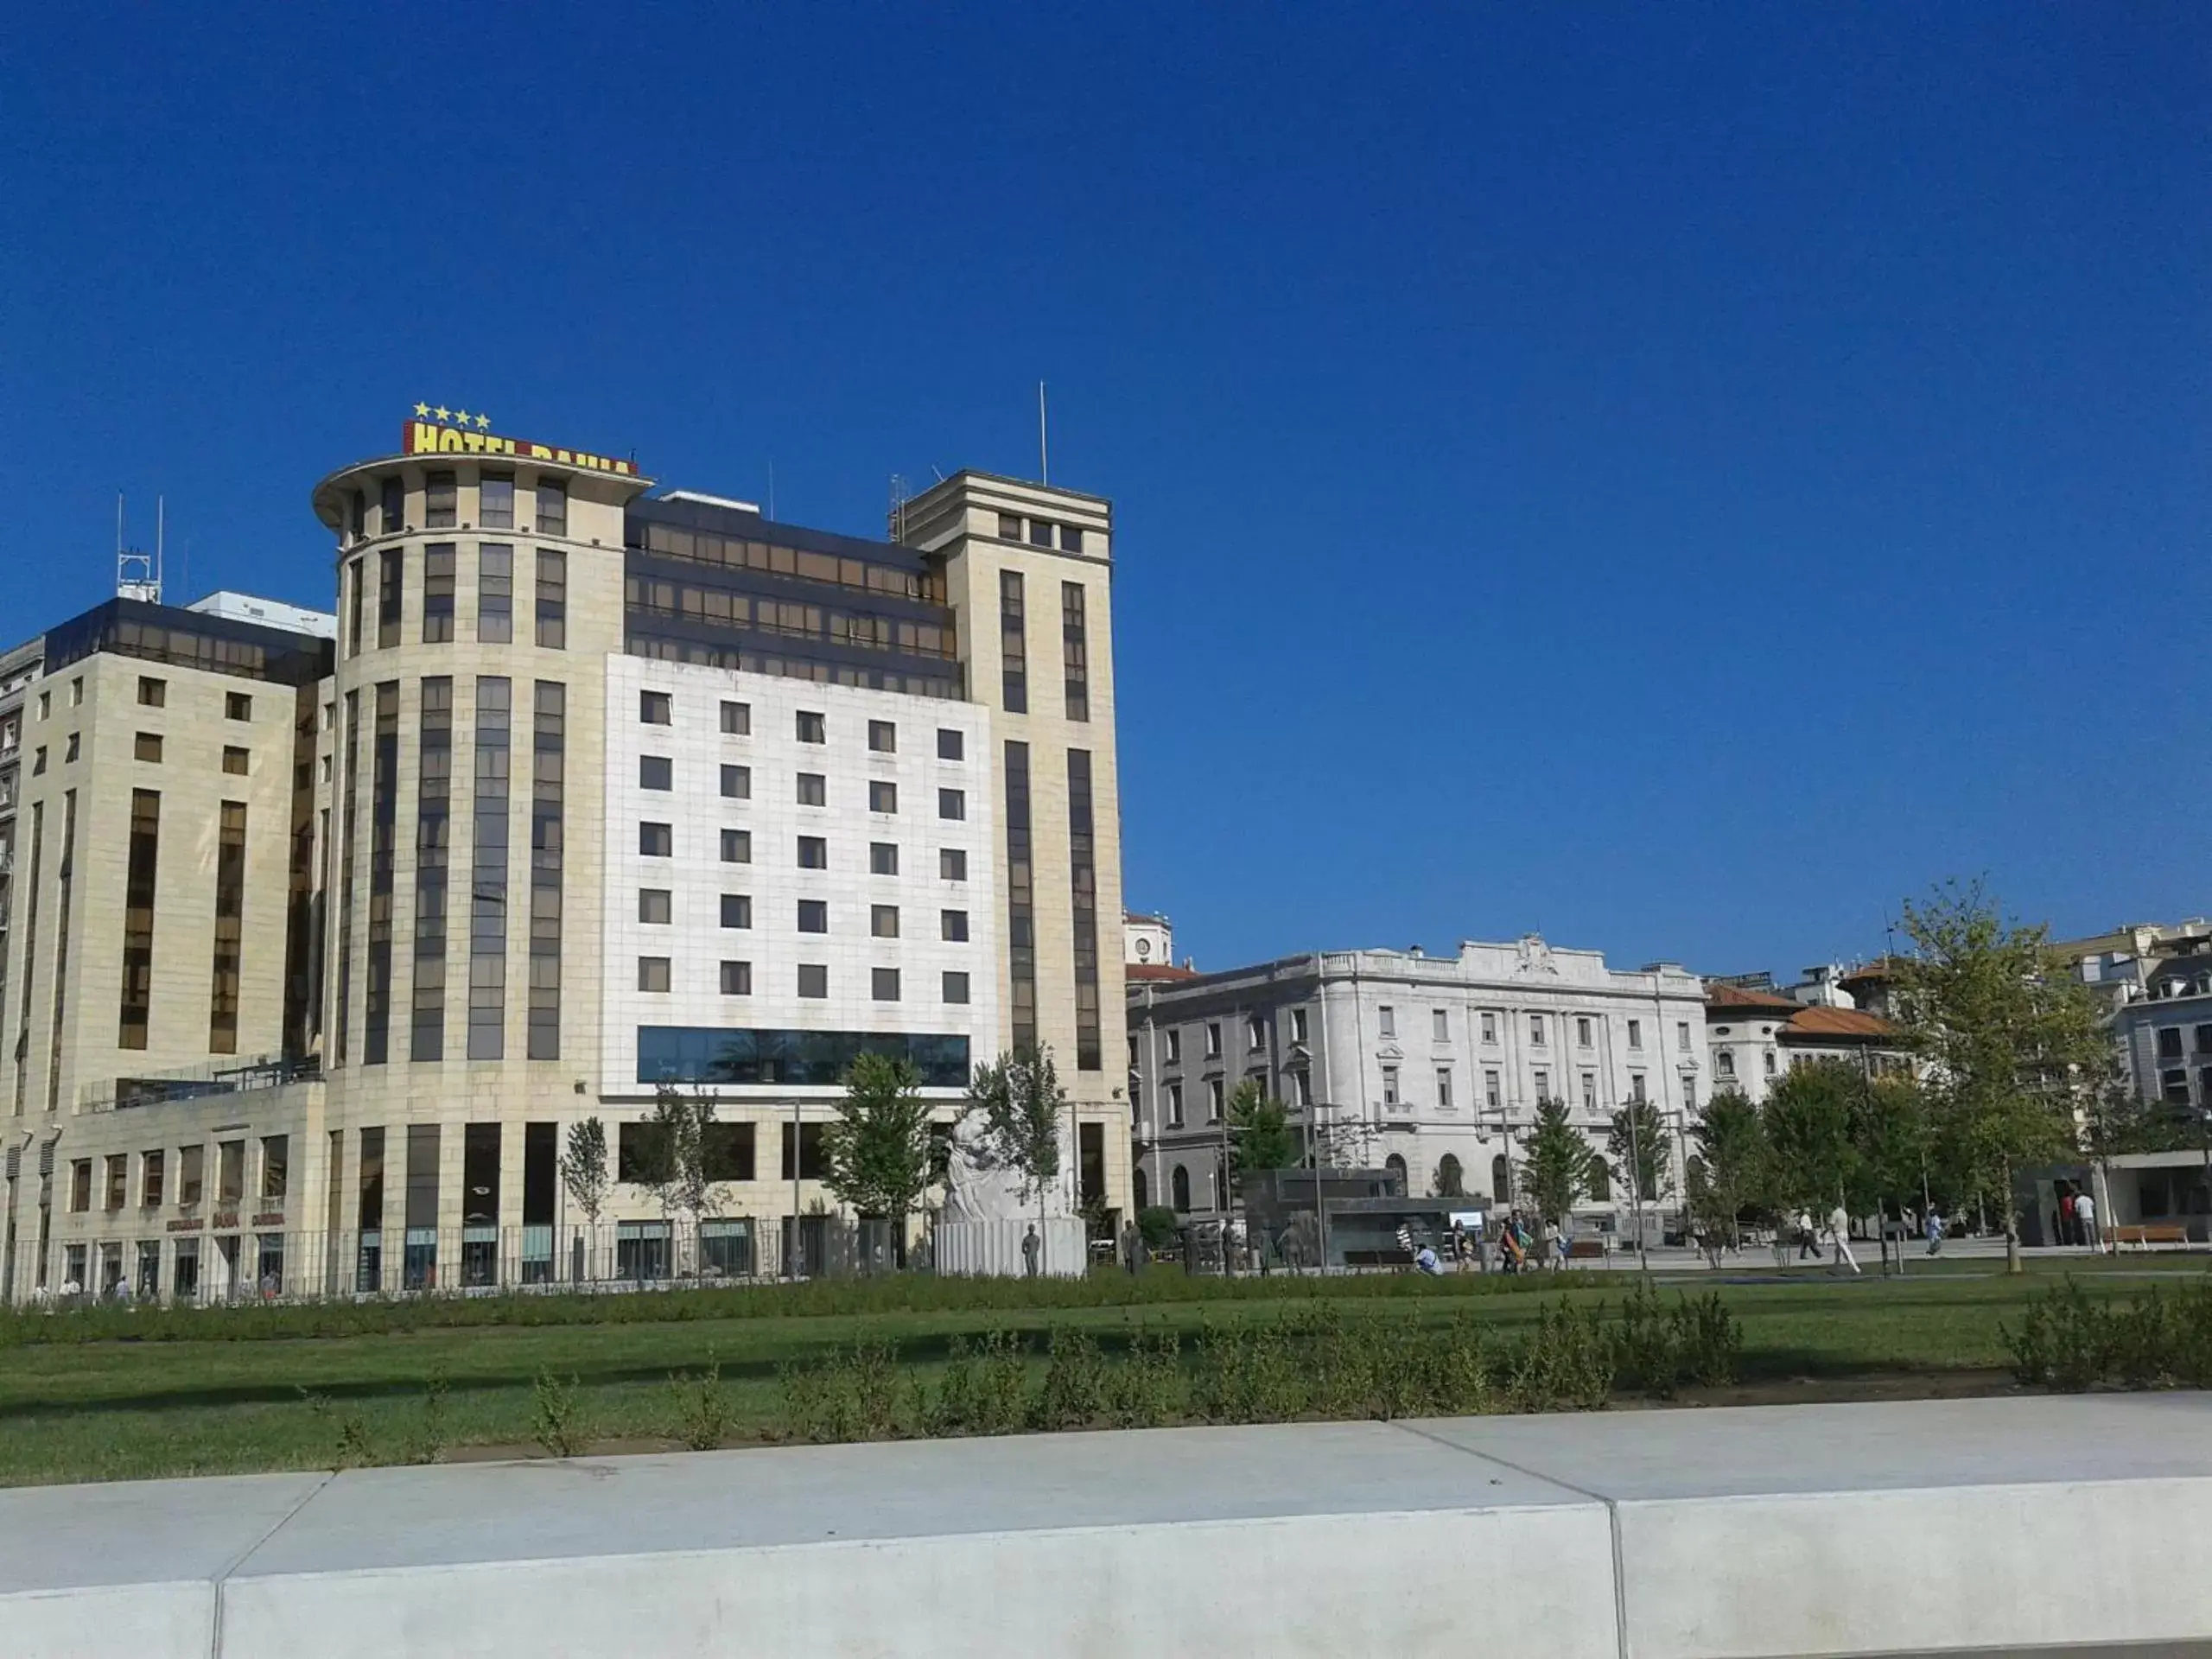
2 1258 2203 1487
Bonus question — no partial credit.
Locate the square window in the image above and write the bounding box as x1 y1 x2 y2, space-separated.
873 968 901 1002
869 779 897 813
797 772 826 806
940 849 967 881
638 956 671 993
720 960 752 995
798 899 829 933
639 754 672 790
220 744 245 772
943 970 970 1004
937 728 963 760
639 888 672 925
795 835 825 869
721 829 753 863
871 904 899 938
941 909 969 942
226 692 251 721
870 842 899 875
134 732 162 763
938 787 965 820
1028 519 1053 546
868 719 896 753
721 700 750 734
640 690 672 725
798 963 828 999
1061 525 1085 554
138 677 166 707
998 512 1022 539
639 821 672 856
796 710 825 744
720 764 750 799
720 893 753 929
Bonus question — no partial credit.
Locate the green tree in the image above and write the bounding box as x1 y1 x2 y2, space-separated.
1763 1059 1862 1219
1225 1078 1300 1183
1893 880 2111 1272
963 1048 1066 1229
1517 1098 1598 1234
822 1053 936 1260
559 1116 609 1231
1687 1089 1770 1249
639 1084 728 1271
1853 1072 1933 1231
1606 1100 1674 1204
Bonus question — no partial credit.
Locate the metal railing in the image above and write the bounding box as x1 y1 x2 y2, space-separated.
79 1053 322 1113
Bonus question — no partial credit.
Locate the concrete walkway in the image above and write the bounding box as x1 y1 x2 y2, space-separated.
3 1394 2210 1657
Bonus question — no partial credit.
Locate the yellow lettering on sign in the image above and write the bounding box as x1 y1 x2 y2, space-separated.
409 421 441 453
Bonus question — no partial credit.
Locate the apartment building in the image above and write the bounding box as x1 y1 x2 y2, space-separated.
1128 937 1707 1229
1 412 1130 1300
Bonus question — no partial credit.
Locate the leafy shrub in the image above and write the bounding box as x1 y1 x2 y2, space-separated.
2007 1279 2212 1392
531 1370 586 1458
1505 1301 1612 1412
1101 1328 1184 1428
299 1388 375 1471
409 1370 451 1464
1609 1284 1742 1396
1033 1327 1109 1430
668 1351 734 1451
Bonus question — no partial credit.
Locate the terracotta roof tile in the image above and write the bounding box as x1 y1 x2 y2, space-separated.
1783 1006 1897 1040
1706 982 1800 1011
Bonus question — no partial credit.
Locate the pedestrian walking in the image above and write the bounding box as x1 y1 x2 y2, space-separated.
2075 1189 2099 1250
1795 1211 1818 1261
1923 1207 1944 1256
1120 1217 1142 1275
1827 1203 1861 1275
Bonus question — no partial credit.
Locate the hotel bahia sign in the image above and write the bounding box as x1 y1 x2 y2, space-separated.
401 404 640 476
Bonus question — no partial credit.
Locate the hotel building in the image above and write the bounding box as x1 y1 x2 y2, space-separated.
0 415 1128 1299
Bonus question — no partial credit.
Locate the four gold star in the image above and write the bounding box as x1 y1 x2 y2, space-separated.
413 403 496 429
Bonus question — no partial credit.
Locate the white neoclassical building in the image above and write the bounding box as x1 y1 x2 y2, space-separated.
1127 936 1708 1230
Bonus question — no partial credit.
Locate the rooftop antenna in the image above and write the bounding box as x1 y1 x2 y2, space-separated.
116 492 162 605
888 474 911 543
1038 381 1049 486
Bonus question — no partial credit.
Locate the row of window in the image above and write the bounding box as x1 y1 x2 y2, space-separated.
30 676 255 721
635 758 960 821
995 512 1086 554
637 690 967 760
624 576 957 663
1146 1006 1696 1063
346 544 566 656
1147 1065 1694 1129
639 888 969 939
636 957 969 1004
2157 1066 2212 1105
349 472 568 539
633 518 944 603
2152 1025 2212 1059
639 823 970 867
67 1135 283 1213
625 635 963 702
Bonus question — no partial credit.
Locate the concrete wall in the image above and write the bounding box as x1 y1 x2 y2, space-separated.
4 1394 2210 1658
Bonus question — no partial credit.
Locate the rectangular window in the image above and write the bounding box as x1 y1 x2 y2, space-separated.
940 848 968 881
998 512 1022 539
639 888 672 925
1291 1008 1308 1044
334 691 359 1060
207 800 247 1053
378 549 404 647
134 731 162 763
1205 1021 1222 1058
639 754 672 790
412 677 453 1061
797 772 826 806
1484 1069 1501 1109
944 970 970 1004
528 680 566 1060
1627 1019 1643 1051
795 710 826 744
1029 519 1052 547
638 957 671 993
720 894 753 929
868 719 896 753
873 967 901 1002
535 479 567 536
798 899 829 933
1581 1072 1597 1110
1000 570 1027 713
1167 1083 1184 1127
1061 582 1090 721
218 1140 245 1205
640 690 671 725
938 728 963 760
535 548 566 647
226 691 252 721
118 788 161 1048
222 745 249 775
871 842 899 875
721 699 750 734
1382 1065 1400 1107
870 904 899 938
424 470 457 529
380 476 404 535
639 822 672 856
1433 1008 1449 1041
1533 1067 1550 1100
1062 525 1084 553
868 779 897 814
1208 1077 1226 1120
1005 740 1034 1051
795 835 823 868
105 1154 127 1211
403 1125 439 1288
179 1145 205 1206
1481 1011 1498 1044
1166 1029 1182 1064
723 829 753 863
143 1149 165 1207
260 1135 289 1202
480 471 515 529
467 677 512 1059
1248 1014 1267 1049
70 1160 91 1211
1530 1014 1547 1046
798 963 828 999
938 788 965 820
941 909 969 942
1379 1006 1396 1039
720 764 750 799
2157 1028 2184 1059
1677 1020 1692 1053
138 676 166 707
1576 1016 1593 1048
423 543 456 641
477 544 513 642
720 960 752 995
1068 748 1101 1070
64 731 79 762
1630 1073 1648 1104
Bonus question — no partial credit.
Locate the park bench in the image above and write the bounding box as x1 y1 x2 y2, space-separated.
2109 1224 2190 1251
1567 1238 1607 1260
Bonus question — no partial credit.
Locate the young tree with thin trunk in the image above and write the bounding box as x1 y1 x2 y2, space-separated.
1764 1060 1862 1221
1688 1088 1770 1251
964 1048 1066 1237
641 1083 728 1275
1892 880 2109 1273
1518 1097 1597 1245
822 1052 936 1263
1225 1078 1300 1181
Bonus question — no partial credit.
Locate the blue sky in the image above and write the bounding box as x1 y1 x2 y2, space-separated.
4 4 2206 976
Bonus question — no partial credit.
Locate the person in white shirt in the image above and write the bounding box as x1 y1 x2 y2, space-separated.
1827 1204 1861 1275
2075 1190 2100 1250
